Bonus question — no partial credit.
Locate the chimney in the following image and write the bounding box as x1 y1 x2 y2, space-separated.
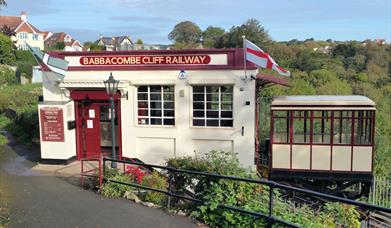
20 11 27 21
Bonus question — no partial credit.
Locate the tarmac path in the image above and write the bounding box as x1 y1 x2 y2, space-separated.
0 137 198 228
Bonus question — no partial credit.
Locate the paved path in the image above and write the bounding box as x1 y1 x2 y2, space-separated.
0 139 198 228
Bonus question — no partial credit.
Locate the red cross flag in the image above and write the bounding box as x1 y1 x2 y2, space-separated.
244 39 291 77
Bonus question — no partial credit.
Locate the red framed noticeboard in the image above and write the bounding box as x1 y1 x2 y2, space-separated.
40 107 64 142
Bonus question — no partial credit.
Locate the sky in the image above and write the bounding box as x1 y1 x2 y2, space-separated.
1 0 390 44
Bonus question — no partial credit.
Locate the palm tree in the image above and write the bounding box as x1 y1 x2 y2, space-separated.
0 0 6 6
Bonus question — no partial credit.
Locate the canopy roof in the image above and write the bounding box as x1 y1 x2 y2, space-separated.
256 74 290 87
272 95 375 107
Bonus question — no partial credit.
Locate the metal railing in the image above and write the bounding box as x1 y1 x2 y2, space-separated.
97 157 391 228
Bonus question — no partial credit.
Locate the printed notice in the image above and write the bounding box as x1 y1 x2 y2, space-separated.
89 109 95 118
40 107 64 142
87 119 93 128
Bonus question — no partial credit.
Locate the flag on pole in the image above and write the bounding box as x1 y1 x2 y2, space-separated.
244 39 290 77
26 43 68 80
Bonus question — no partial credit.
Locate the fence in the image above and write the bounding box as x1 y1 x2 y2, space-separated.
370 177 391 208
99 157 391 228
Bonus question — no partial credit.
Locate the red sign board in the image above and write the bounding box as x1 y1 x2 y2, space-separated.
40 107 64 142
79 55 211 66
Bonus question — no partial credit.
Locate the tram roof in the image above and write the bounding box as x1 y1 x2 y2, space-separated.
271 96 375 107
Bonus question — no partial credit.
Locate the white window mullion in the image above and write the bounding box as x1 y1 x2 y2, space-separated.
147 86 151 124
218 86 221 127
161 86 164 126
204 86 207 126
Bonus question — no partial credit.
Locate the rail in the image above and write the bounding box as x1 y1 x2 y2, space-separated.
80 155 103 189
98 158 391 227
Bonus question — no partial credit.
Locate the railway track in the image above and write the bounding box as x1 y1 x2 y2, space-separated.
360 211 391 228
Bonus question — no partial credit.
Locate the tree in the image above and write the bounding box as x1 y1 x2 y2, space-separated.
168 21 202 44
53 41 65 50
220 19 270 48
0 33 15 65
0 0 6 7
135 38 143 45
202 26 224 48
84 41 104 51
316 79 353 95
0 64 16 88
0 25 15 37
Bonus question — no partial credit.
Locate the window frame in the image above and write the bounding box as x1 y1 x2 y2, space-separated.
19 32 28 40
136 85 175 127
191 85 234 128
271 109 375 147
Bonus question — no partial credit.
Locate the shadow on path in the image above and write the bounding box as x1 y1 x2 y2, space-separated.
0 133 199 228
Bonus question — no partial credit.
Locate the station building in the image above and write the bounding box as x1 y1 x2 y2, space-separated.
38 49 285 168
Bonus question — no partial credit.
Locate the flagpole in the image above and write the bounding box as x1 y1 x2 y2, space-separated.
242 35 247 80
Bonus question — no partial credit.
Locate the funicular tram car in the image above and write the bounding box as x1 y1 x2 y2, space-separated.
261 95 376 198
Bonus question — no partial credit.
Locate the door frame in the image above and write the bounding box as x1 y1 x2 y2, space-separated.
71 90 122 160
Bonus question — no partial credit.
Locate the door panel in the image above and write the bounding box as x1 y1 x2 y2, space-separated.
80 103 101 158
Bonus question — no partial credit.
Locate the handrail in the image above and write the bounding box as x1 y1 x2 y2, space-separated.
102 157 391 227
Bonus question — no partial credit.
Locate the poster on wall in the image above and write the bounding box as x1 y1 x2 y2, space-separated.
40 107 65 142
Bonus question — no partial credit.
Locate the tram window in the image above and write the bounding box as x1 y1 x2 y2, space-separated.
273 117 289 143
313 111 331 144
354 110 373 145
293 111 310 143
333 111 352 144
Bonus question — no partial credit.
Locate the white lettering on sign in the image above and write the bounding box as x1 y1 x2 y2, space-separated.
65 54 228 67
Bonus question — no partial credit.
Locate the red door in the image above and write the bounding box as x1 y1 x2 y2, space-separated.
78 102 101 158
72 90 122 160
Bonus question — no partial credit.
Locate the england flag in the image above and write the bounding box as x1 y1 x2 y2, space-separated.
244 39 291 77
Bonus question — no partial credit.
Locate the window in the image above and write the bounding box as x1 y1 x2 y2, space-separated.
18 44 28 50
354 111 373 145
312 111 331 144
18 32 28 40
137 85 175 126
64 36 71 42
192 85 233 127
332 111 352 144
293 111 310 143
32 34 38 40
273 111 289 143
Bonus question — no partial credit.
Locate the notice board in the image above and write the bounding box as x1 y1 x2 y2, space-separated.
40 107 64 142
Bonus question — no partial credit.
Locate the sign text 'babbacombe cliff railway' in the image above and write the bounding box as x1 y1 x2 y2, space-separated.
80 55 211 65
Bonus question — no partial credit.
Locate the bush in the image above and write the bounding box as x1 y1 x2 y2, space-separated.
140 172 168 206
102 170 135 198
166 151 361 227
0 65 16 88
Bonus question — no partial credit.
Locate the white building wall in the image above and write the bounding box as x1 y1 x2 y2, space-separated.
57 69 257 169
14 33 44 50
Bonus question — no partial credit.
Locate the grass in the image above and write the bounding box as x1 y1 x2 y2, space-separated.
0 115 10 146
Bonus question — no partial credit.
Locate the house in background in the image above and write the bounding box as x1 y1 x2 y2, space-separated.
133 43 171 50
98 36 133 51
0 11 44 50
44 32 83 51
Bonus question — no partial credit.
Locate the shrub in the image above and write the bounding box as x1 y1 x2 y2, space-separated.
166 151 361 227
140 171 168 206
0 65 16 88
102 171 135 198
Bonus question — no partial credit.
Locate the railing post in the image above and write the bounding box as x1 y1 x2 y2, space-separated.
167 169 174 210
267 184 274 228
99 155 103 192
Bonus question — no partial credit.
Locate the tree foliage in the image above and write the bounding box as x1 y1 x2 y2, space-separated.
168 21 202 44
220 18 270 48
202 26 225 48
0 33 15 65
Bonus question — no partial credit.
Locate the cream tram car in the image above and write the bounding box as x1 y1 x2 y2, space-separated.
267 96 375 197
